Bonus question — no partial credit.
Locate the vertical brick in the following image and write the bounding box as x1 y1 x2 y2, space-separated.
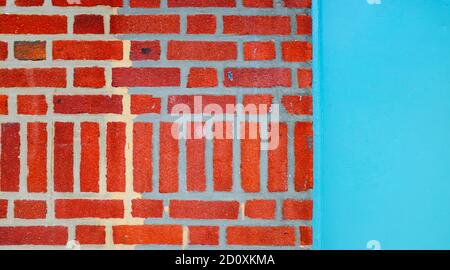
189 226 219 245
27 122 47 193
1 123 20 192
0 200 7 219
300 226 312 246
76 226 106 245
54 122 73 192
213 122 233 192
0 95 7 114
14 41 46 61
107 122 126 192
14 200 47 219
74 15 104 34
159 122 179 193
133 123 153 193
187 15 216 34
186 122 206 192
240 122 260 192
80 122 100 193
0 42 7 60
268 123 288 192
297 15 312 35
295 122 313 191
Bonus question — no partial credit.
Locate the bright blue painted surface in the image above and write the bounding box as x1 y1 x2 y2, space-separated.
315 0 450 249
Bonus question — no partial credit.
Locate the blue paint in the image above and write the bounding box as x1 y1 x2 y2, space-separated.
314 0 450 249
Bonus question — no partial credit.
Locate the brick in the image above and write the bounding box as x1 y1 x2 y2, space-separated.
187 68 218 88
300 226 312 246
268 123 288 192
159 122 179 193
74 15 104 34
131 199 163 218
55 199 124 219
227 226 295 246
284 0 311 8
0 42 7 60
213 122 233 191
76 226 105 245
0 227 68 245
282 200 313 220
27 123 47 193
187 15 216 34
130 41 160 61
224 68 291 88
297 15 312 35
223 16 291 35
298 69 313 88
0 200 6 218
189 226 219 245
282 96 312 115
243 41 276 61
0 15 67 34
0 68 66 88
241 122 260 192
53 95 123 114
52 0 123 6
74 67 105 88
186 123 206 192
282 41 312 62
170 200 239 219
14 41 46 61
245 200 276 219
130 0 160 8
107 122 126 192
16 0 44 6
1 123 20 192
168 0 235 7
14 200 47 219
131 95 161 114
167 41 237 61
0 96 7 114
53 40 123 60
133 123 153 192
80 122 100 193
0 0 4 5
17 95 48 115
110 15 180 34
295 122 313 191
243 0 272 8
113 225 183 245
54 122 73 192
243 94 272 114
112 68 180 87
168 95 236 113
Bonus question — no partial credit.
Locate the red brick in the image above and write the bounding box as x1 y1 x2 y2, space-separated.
55 199 124 219
130 0 160 7
133 123 153 192
241 122 260 192
245 200 276 219
14 200 47 219
131 95 161 115
131 199 163 218
0 95 7 114
0 15 67 34
54 122 73 192
112 68 180 87
14 41 46 61
300 226 312 246
187 68 218 88
16 0 44 6
17 95 47 115
282 41 312 62
167 41 237 61
107 122 126 192
130 41 160 61
243 94 272 114
284 0 311 8
110 15 180 34
186 123 206 192
189 226 219 245
0 42 7 60
0 226 68 245
167 95 236 113
0 200 6 218
27 123 47 193
268 123 288 192
74 67 105 88
213 122 233 191
80 122 100 193
223 16 290 35
53 95 123 114
297 14 312 35
227 226 295 246
0 68 66 88
295 122 313 191
224 68 291 88
1 123 20 192
76 226 105 245
52 0 122 6
282 96 312 115
113 225 183 245
244 41 276 61
243 0 272 7
282 200 313 220
53 40 123 60
159 122 179 193
74 15 104 34
168 0 235 7
298 69 313 88
187 15 216 34
170 200 239 219
0 0 5 5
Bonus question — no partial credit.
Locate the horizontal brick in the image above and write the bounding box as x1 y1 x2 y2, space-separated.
227 226 295 246
244 41 276 61
168 0 235 7
187 14 216 34
0 42 7 60
282 95 312 115
243 0 272 8
167 95 236 113
0 200 6 218
0 15 67 34
130 0 160 8
53 40 123 60
0 226 68 245
223 16 290 35
300 226 313 246
14 200 47 219
0 95 7 114
113 225 183 245
131 199 163 218
169 200 239 219
17 95 48 115
282 200 313 220
74 67 105 88
0 68 66 88
284 0 311 8
14 41 46 61
55 199 124 219
167 41 237 61
224 68 291 88
282 41 312 62
244 200 276 219
112 68 180 87
16 0 44 6
242 94 272 114
189 226 219 246
52 0 122 6
131 95 161 114
76 226 106 245
187 68 218 88
110 15 180 34
130 41 160 61
74 15 104 34
53 95 123 114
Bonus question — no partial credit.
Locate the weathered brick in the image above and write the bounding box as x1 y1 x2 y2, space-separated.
14 41 46 61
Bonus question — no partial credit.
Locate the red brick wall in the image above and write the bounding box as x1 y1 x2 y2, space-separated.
0 0 312 249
